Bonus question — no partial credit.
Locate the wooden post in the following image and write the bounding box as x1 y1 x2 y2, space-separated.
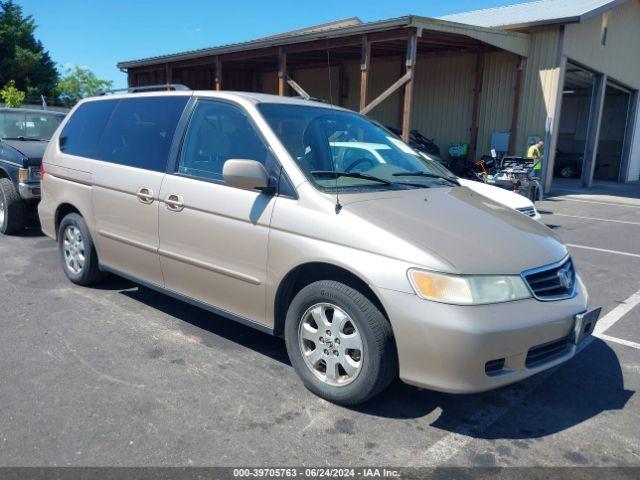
359 35 371 112
468 51 485 161
401 29 418 142
278 47 287 96
165 63 172 84
214 57 222 90
508 56 524 155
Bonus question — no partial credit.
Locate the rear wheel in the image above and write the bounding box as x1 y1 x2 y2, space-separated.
284 280 397 405
0 178 26 235
58 213 105 285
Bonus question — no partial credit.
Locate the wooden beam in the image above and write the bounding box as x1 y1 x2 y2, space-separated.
468 51 485 161
508 56 524 155
360 71 411 115
278 47 287 96
214 57 222 90
359 35 371 112
286 75 310 99
401 29 418 142
165 63 172 84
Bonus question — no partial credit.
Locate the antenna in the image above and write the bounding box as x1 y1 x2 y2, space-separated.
327 50 342 214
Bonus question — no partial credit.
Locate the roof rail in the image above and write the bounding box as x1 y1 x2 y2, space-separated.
97 84 191 96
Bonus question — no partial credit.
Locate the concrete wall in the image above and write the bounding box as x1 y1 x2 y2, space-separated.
564 0 640 90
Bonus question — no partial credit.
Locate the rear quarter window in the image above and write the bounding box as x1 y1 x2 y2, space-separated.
59 100 117 158
97 96 188 172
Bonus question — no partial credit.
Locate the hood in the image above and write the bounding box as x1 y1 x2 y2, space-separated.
1 140 48 167
458 178 533 210
342 186 566 275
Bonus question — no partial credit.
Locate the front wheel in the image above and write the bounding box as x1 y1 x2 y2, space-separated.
58 213 105 286
0 178 26 235
284 280 397 405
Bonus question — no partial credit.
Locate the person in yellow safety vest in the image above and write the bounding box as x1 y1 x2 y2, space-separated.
527 140 544 176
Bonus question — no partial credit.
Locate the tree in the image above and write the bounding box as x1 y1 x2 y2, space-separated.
0 79 25 107
0 1 58 98
55 66 113 106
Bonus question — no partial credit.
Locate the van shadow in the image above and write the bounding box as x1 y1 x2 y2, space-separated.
114 282 632 440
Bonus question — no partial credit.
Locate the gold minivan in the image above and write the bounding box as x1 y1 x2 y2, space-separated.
39 88 600 405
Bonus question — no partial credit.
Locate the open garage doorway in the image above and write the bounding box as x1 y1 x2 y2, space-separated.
555 63 636 189
555 64 594 181
595 83 632 181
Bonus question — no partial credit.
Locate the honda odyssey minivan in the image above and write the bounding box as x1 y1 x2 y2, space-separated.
39 88 600 405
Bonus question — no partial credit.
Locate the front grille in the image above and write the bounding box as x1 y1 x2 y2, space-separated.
522 258 576 300
517 206 537 218
526 336 571 368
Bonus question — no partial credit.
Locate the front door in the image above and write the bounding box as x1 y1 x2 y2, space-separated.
158 99 279 324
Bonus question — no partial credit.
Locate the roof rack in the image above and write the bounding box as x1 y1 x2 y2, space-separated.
97 84 190 96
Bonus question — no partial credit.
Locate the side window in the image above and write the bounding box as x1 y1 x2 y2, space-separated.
177 100 274 182
59 100 118 158
97 96 188 172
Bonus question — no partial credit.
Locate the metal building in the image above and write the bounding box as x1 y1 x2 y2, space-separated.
118 0 640 191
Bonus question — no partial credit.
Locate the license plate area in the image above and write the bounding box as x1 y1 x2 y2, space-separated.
573 307 602 345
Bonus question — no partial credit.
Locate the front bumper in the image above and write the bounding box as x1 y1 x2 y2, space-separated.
379 276 589 393
18 182 41 200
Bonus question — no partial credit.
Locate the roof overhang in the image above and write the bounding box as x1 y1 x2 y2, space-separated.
117 15 530 70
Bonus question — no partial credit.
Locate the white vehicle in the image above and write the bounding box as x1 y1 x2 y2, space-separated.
331 142 542 221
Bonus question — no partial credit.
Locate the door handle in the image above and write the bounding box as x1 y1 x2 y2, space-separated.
137 187 154 204
165 194 184 212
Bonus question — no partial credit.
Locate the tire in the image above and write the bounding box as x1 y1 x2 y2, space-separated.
560 167 575 178
284 280 397 405
58 213 105 286
0 178 26 235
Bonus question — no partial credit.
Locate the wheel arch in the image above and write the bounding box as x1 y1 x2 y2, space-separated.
273 261 390 337
54 203 82 239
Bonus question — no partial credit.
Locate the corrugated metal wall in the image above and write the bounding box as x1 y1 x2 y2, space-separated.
477 51 518 155
411 53 476 151
515 27 562 156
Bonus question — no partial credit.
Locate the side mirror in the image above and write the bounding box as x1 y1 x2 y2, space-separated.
223 159 271 192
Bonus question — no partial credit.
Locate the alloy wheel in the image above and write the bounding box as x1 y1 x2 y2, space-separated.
298 303 364 387
62 225 86 275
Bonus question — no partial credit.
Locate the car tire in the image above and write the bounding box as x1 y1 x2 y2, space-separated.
58 213 105 286
560 167 575 178
0 178 26 235
284 280 397 405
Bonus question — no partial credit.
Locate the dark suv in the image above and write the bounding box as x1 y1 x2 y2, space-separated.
0 107 66 234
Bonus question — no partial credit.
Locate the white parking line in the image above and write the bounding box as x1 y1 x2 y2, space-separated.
567 244 640 259
424 287 640 466
594 288 640 335
551 213 640 226
595 333 640 350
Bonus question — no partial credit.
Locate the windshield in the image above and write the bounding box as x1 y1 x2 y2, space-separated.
0 111 64 141
258 104 456 191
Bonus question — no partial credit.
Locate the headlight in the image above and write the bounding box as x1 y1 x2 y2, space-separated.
18 167 41 182
408 269 532 305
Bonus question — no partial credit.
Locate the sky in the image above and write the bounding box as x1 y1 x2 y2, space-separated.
18 0 529 88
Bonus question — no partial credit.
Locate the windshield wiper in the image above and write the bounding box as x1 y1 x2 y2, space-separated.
311 170 393 185
2 136 45 142
392 171 459 185
311 171 428 189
